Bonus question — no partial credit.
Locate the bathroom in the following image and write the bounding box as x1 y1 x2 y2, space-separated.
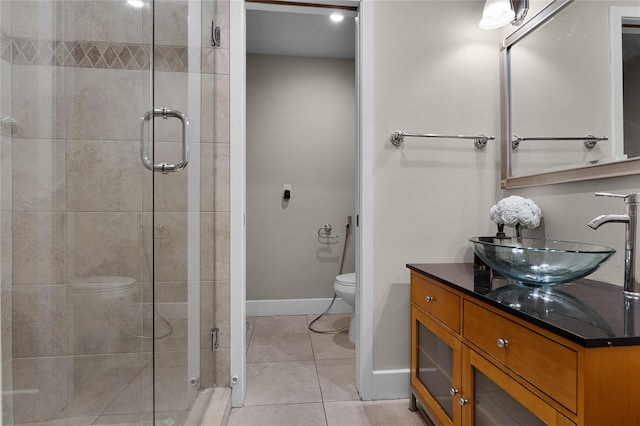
1 0 640 425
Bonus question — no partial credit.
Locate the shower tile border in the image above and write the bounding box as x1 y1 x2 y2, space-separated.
1 31 229 76
2 32 192 72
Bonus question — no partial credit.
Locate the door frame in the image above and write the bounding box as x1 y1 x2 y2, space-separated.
229 0 374 406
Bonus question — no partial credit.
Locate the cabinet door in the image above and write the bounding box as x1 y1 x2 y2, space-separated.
411 306 462 426
461 347 575 426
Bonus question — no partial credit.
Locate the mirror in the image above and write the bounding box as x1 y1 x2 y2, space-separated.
500 0 640 188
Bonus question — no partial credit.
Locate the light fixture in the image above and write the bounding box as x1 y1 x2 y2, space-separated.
330 13 344 23
127 0 144 8
479 0 529 30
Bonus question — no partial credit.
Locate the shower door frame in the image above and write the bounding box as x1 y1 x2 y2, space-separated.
228 0 375 406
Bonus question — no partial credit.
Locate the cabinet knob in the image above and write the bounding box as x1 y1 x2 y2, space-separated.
496 338 509 348
459 397 469 406
449 388 458 396
425 296 434 302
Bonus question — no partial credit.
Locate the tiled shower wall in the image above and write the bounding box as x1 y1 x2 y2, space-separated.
0 0 230 424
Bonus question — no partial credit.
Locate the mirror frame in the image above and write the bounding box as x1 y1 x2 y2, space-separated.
500 0 640 188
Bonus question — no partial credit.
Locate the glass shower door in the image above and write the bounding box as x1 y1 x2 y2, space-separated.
0 0 211 424
148 0 208 422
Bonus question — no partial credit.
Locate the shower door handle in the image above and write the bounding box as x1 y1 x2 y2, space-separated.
140 107 189 174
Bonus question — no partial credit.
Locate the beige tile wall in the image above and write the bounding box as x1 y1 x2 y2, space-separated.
1 0 231 422
1 2 13 423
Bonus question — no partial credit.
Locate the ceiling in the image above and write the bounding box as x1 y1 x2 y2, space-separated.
246 8 356 59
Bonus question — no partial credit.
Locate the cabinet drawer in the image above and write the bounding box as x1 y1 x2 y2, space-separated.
463 300 577 413
411 274 460 332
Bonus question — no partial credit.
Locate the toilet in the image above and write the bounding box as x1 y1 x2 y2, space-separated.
334 272 357 343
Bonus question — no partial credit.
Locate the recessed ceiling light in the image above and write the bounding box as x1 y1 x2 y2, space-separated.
330 13 344 23
128 0 144 8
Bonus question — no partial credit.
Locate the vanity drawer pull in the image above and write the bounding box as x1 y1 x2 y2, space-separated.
425 296 434 302
497 338 509 348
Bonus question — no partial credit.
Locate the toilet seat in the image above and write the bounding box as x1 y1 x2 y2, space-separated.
335 272 356 287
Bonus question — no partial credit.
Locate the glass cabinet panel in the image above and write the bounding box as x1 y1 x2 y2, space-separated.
474 369 546 426
417 322 455 419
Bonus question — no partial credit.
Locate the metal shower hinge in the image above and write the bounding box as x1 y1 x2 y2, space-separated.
211 327 220 351
211 20 221 46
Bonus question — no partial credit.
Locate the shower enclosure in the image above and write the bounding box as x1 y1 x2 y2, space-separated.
0 0 224 423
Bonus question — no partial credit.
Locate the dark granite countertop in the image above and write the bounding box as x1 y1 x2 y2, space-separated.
407 263 640 348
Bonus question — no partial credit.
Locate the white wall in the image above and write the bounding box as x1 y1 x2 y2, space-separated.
246 54 356 301
371 1 502 371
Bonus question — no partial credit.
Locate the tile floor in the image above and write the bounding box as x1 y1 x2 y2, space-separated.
227 314 428 426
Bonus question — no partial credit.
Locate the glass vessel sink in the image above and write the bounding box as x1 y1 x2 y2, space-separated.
469 237 615 286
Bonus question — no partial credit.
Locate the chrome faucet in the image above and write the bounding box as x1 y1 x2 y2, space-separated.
588 192 640 295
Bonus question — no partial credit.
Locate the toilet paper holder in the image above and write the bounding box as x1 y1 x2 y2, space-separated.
318 224 339 241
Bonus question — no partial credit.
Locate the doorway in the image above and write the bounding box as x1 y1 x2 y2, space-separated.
246 6 356 317
229 0 375 407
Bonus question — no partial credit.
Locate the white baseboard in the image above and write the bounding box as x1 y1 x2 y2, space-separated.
246 297 352 317
371 369 410 400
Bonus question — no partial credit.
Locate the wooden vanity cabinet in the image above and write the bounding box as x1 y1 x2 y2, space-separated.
409 267 640 426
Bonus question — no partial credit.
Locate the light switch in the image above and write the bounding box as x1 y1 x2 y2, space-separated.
283 184 291 200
